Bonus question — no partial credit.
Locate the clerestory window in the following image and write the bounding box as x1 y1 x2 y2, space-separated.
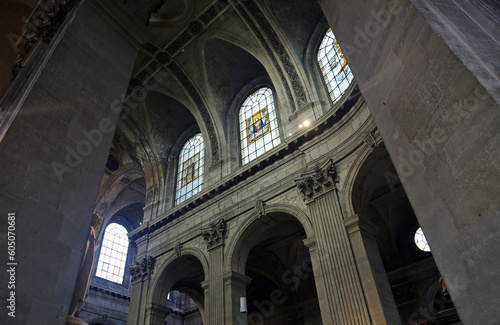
176 133 205 205
96 223 129 284
239 87 280 165
318 28 354 104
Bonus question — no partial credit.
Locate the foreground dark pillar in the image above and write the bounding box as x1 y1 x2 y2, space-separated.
0 2 140 324
319 0 500 324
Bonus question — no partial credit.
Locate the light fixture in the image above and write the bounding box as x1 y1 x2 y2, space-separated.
299 124 303 129
240 297 247 313
288 132 292 136
303 120 310 127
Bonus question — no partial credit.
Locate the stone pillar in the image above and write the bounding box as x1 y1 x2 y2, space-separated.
202 218 227 325
128 256 156 325
224 271 252 325
296 160 370 325
319 0 500 323
345 215 400 325
0 2 139 324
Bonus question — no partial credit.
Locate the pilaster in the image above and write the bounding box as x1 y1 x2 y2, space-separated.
224 271 252 325
202 218 227 324
345 215 400 325
296 160 370 324
128 256 156 325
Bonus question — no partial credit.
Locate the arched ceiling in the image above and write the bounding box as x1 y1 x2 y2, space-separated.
204 38 268 121
145 91 198 158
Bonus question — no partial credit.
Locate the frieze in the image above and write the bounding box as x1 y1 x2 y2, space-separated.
130 256 156 283
295 160 338 202
201 218 226 250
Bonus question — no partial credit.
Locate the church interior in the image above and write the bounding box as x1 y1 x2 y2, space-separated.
0 0 499 325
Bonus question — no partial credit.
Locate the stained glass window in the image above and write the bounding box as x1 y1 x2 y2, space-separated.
96 223 129 284
176 133 204 205
318 28 354 104
414 227 431 252
239 87 280 165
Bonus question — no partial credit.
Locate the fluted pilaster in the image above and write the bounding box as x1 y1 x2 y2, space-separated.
202 218 227 324
296 160 370 324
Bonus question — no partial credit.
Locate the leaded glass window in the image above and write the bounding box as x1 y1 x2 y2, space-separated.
239 87 280 165
414 227 431 252
96 223 129 284
318 28 354 103
176 133 204 205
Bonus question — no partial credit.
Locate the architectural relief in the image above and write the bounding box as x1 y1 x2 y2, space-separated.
296 160 338 202
12 0 80 78
254 199 266 216
201 218 226 250
129 256 156 283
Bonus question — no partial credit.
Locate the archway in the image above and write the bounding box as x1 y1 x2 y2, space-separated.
147 254 206 325
351 146 460 324
229 209 320 325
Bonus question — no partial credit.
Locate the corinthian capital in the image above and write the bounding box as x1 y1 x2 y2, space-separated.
295 160 338 202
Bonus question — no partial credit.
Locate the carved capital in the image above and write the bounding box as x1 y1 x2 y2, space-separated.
130 256 155 283
295 160 338 202
201 218 226 250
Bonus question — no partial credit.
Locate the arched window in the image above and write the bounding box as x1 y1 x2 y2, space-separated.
239 87 280 165
414 227 431 252
318 28 354 104
96 223 129 284
176 133 205 205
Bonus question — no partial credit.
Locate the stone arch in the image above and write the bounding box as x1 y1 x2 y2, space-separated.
339 141 379 219
148 247 208 306
225 203 314 274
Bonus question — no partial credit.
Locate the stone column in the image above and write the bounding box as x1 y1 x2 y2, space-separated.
296 160 370 325
202 219 227 325
0 2 140 324
345 215 400 325
224 271 252 325
128 256 156 325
